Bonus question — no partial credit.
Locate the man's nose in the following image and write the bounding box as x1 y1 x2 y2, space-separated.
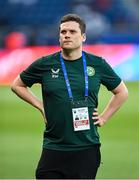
64 32 70 39
65 35 70 39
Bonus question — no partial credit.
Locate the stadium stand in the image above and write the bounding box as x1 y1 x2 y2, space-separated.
0 0 139 47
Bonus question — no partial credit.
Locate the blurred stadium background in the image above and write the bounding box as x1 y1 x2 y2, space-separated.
0 0 139 179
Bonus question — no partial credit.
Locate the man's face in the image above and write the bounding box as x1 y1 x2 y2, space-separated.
59 21 86 50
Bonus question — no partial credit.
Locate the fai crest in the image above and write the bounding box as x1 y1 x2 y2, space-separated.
87 66 95 76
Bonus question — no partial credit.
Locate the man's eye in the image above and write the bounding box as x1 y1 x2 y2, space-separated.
70 30 76 34
61 30 66 34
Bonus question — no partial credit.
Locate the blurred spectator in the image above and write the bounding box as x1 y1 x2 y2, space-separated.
5 31 27 49
72 3 111 43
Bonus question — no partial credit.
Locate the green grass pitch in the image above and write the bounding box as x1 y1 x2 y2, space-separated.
0 82 139 179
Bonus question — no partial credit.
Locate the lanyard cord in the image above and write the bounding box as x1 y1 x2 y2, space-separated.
60 51 88 100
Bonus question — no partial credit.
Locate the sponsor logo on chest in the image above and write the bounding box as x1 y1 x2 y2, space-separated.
51 68 60 78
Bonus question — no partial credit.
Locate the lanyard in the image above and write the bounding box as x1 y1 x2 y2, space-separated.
60 51 88 100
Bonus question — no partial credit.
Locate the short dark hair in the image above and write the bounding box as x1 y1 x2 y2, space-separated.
60 14 86 34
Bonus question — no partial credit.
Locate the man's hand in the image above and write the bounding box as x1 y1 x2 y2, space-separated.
92 81 128 127
92 108 106 127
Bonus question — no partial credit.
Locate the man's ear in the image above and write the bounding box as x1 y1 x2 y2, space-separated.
82 33 86 42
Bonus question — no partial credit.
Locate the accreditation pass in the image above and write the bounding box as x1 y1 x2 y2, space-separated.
72 107 90 131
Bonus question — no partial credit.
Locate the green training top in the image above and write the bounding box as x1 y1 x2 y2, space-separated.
20 51 121 151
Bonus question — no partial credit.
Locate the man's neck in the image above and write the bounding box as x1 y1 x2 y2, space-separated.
61 48 82 60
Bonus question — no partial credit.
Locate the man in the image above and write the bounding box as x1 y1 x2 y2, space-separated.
11 14 128 179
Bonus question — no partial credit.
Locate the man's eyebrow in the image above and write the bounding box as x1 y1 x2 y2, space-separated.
60 29 67 33
60 29 77 32
70 29 77 32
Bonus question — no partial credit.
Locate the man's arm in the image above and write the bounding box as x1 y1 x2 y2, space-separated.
93 81 128 126
11 76 46 123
